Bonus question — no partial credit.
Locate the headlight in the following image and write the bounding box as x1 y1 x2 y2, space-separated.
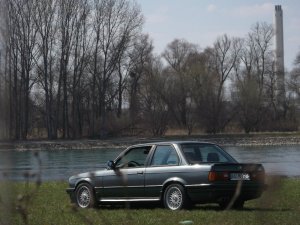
68 176 79 187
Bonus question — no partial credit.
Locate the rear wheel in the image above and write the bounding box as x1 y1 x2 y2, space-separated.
75 183 96 208
164 184 188 210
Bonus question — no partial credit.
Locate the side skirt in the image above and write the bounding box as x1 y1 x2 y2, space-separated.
99 198 160 202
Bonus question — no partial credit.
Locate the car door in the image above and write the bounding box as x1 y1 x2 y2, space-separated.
144 144 181 198
101 146 152 199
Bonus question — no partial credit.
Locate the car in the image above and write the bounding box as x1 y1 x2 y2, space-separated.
66 141 266 210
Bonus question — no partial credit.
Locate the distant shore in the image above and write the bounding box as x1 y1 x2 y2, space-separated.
1 132 300 151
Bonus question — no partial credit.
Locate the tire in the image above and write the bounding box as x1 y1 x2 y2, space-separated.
75 183 96 208
164 184 188 210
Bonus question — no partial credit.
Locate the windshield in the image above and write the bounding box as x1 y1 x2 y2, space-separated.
180 143 237 164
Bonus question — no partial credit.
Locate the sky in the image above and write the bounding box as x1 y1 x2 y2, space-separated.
137 0 300 70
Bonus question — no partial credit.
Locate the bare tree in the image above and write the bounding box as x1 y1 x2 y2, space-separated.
162 39 198 127
250 22 274 93
289 51 300 95
69 0 91 138
57 0 81 138
234 75 264 133
288 50 300 108
0 45 9 139
233 23 274 132
126 34 153 124
0 0 10 139
33 0 58 139
90 0 143 137
204 34 242 133
1 0 39 139
140 57 169 136
186 50 213 134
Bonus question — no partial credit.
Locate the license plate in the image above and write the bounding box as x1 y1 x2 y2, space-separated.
230 173 250 181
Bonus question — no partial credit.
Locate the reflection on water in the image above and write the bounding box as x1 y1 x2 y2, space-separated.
0 145 300 181
224 145 300 178
0 148 122 181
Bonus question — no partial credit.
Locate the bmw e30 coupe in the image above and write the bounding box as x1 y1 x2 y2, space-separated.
66 141 266 210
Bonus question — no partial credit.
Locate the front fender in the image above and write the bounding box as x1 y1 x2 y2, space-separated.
74 177 94 188
66 177 95 204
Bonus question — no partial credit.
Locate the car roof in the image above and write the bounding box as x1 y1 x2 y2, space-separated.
129 141 216 148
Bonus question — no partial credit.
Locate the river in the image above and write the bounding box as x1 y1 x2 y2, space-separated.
0 145 300 181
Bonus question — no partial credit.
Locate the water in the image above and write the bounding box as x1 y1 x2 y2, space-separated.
0 148 123 181
224 145 300 178
0 145 300 181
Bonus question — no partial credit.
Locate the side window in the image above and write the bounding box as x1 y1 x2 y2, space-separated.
201 146 228 163
181 144 231 164
181 146 203 164
151 145 179 166
116 146 151 168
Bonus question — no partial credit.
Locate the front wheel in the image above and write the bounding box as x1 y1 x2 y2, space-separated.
75 183 96 208
164 184 188 210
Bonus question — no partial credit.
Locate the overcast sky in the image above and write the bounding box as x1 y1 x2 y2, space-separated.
138 0 300 70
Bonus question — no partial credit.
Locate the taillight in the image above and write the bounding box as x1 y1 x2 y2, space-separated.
257 165 264 172
251 166 265 181
252 172 265 181
208 171 229 182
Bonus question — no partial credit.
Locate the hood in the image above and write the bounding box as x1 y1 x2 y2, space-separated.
69 168 108 181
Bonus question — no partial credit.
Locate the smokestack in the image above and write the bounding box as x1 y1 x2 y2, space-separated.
274 5 285 106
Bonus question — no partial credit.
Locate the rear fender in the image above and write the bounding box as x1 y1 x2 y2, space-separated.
160 177 188 199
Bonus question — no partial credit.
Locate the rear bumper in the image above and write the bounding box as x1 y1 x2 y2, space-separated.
186 182 266 203
66 188 76 203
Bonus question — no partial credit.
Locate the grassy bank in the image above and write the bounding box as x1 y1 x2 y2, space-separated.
1 178 300 225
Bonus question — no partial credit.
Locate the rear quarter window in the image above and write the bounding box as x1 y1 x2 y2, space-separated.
181 144 233 164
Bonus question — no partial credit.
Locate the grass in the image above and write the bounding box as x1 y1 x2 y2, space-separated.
0 178 300 225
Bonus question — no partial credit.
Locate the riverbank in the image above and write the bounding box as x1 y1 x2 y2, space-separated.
2 132 300 150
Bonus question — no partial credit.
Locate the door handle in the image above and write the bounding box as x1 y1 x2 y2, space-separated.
137 171 144 175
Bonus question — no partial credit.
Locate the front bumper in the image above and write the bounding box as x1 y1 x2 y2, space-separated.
66 188 76 203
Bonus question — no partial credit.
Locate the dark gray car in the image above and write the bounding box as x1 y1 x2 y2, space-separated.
66 141 266 210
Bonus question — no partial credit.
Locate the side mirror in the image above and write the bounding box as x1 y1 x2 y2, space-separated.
107 160 116 170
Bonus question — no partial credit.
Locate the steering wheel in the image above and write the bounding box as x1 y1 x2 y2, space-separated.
127 160 140 167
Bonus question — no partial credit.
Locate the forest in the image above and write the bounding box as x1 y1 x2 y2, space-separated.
0 0 300 140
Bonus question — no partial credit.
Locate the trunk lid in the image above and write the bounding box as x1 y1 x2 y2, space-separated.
209 163 265 182
211 163 264 172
